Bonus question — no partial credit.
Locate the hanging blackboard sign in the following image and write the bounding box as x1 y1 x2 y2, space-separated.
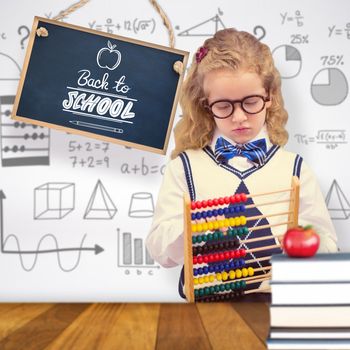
12 17 189 154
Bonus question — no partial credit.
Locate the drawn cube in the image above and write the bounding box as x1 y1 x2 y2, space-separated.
34 183 75 219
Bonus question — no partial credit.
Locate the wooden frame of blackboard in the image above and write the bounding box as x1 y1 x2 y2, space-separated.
11 17 189 155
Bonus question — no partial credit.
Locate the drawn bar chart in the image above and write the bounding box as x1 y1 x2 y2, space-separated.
117 229 158 268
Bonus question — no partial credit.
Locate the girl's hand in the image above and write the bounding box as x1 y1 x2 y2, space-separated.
277 235 284 249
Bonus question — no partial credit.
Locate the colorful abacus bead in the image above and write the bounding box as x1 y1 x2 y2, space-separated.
191 216 247 233
196 290 245 302
194 280 246 297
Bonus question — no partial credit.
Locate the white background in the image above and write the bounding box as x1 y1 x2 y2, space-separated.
0 0 349 301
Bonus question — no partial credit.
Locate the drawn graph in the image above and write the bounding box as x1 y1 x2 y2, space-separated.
0 189 104 271
325 180 350 220
117 228 158 269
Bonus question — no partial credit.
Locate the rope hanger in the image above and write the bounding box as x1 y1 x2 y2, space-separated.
36 0 183 74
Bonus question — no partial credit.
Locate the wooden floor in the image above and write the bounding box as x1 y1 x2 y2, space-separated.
0 302 269 349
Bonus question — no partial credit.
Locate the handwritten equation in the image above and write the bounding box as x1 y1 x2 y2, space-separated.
70 156 110 168
68 140 110 153
121 157 165 176
88 18 156 35
68 140 111 168
294 130 347 149
328 23 350 39
281 10 304 26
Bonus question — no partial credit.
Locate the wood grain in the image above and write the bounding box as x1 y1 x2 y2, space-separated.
0 303 89 350
156 303 211 350
44 303 123 350
197 303 266 350
232 302 270 343
0 303 53 339
0 303 269 349
104 303 160 350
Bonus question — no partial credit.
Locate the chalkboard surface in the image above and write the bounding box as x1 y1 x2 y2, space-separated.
12 17 189 154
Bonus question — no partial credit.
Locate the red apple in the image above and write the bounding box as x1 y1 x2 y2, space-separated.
283 225 320 257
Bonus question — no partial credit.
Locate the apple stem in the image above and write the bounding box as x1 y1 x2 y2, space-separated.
304 225 313 230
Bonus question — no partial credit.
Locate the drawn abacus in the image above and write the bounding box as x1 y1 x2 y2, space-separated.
0 95 50 167
183 176 300 302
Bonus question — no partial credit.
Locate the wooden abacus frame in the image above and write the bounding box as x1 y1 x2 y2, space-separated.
183 176 300 302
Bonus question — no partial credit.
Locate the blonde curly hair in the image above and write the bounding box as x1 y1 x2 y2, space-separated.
171 28 288 159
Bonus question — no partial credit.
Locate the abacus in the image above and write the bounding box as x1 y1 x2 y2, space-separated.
183 176 300 302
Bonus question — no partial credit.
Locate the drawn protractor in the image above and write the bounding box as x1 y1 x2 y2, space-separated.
272 45 302 79
311 68 348 105
0 52 21 81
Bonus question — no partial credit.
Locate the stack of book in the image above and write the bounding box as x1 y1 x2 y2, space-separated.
266 253 350 350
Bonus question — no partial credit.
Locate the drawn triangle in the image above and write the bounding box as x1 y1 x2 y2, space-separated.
325 180 350 219
84 180 117 219
178 15 225 37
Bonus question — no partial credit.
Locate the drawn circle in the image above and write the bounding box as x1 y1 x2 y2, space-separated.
272 44 302 79
0 53 21 80
311 68 348 106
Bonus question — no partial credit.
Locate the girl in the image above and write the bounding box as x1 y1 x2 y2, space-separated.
146 28 338 300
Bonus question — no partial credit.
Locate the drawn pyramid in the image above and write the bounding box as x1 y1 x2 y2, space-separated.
325 179 350 219
84 180 117 219
178 14 225 37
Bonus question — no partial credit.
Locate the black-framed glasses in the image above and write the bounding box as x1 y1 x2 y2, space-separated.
206 95 270 119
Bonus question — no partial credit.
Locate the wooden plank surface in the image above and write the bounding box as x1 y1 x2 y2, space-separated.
156 303 211 350
0 303 53 339
46 303 160 350
0 303 269 349
0 303 89 350
104 303 160 350
197 303 266 350
232 302 270 343
45 303 124 350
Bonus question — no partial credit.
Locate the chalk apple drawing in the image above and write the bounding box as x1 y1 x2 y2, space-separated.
97 40 121 70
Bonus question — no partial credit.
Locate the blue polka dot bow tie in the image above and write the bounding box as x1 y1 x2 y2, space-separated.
214 137 268 166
